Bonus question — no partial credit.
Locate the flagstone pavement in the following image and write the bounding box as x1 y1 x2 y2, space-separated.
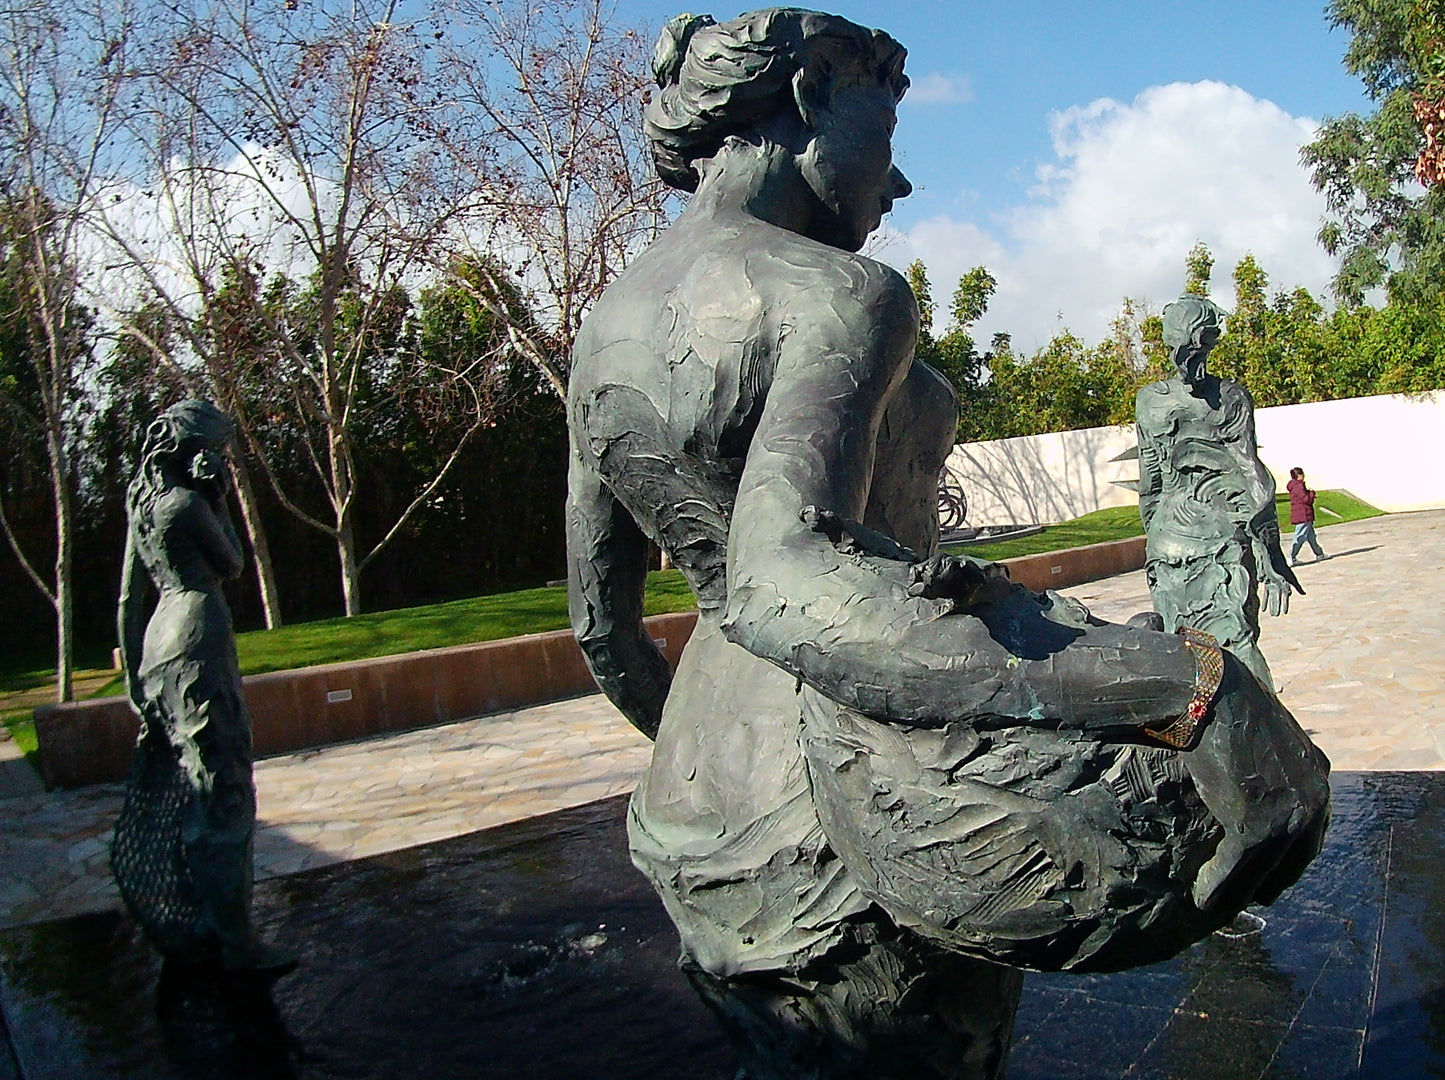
2 509 1441 932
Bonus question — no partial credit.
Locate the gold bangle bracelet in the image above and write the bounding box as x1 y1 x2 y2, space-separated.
1148 626 1224 749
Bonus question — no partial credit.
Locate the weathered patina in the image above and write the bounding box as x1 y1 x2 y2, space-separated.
112 399 288 972
567 11 1330 1076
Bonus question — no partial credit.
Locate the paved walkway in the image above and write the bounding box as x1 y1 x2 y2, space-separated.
3 510 1442 932
0 696 652 931
1065 509 1445 769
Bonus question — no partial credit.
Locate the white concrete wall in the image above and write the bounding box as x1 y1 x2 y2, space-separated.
946 391 1445 525
944 424 1139 526
1253 393 1445 513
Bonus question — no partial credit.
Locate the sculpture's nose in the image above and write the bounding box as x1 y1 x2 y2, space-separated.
890 166 912 201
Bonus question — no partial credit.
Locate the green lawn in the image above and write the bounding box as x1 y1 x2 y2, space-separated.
0 646 114 691
2 711 38 756
943 489 1382 562
55 569 698 699
0 489 1385 706
0 570 698 762
222 569 698 679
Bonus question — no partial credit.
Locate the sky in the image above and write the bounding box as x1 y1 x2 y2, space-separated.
613 1 1374 349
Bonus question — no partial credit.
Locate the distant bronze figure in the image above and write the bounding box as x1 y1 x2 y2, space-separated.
1136 296 1301 690
567 11 1329 1077
112 400 287 972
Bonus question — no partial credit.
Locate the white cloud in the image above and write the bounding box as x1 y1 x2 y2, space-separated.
905 72 975 106
880 81 1337 350
79 144 334 321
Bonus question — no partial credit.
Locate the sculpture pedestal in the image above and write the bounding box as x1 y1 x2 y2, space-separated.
1 775 1439 1079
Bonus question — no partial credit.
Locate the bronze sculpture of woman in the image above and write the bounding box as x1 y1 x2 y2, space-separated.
112 399 286 972
1136 295 1301 690
567 10 1329 1075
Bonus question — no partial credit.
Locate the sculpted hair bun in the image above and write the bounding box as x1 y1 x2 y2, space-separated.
652 13 717 89
644 8 907 192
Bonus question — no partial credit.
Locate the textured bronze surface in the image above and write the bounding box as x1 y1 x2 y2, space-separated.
563 9 1330 1075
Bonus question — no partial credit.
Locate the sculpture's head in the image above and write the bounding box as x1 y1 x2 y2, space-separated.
131 399 235 515
646 8 911 251
1161 296 1225 388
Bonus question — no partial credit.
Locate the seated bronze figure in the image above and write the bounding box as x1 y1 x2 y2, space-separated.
567 10 1329 1076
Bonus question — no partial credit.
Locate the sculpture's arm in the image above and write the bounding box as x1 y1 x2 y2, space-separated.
566 439 671 740
1228 386 1302 611
117 532 148 717
1135 404 1166 535
183 490 246 581
213 490 245 579
863 359 958 556
721 271 1197 732
1229 387 1281 527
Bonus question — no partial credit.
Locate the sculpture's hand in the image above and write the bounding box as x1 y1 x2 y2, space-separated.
189 449 228 502
800 505 917 562
1259 560 1294 617
125 672 148 723
1256 535 1303 617
1127 611 1166 632
907 554 1009 611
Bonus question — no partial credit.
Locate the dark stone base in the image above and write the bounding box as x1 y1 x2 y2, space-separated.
4 772 1445 1079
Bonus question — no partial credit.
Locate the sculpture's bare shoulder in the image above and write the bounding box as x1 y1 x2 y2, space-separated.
671 217 913 334
754 228 916 343
1135 378 1181 427
574 217 916 401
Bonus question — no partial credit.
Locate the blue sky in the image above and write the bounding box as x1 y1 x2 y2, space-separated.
613 1 1373 348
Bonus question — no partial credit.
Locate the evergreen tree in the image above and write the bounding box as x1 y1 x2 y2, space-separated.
1301 0 1445 305
1183 241 1214 297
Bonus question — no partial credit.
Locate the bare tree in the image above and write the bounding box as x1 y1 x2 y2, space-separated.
82 0 666 615
87 0 514 617
429 0 672 399
0 1 131 701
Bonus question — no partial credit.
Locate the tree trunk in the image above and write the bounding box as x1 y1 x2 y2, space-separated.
48 429 73 703
326 375 362 616
337 508 361 617
228 457 282 629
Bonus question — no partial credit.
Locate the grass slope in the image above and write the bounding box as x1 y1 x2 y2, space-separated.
227 570 697 679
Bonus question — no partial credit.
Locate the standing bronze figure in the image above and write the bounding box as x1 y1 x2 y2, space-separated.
567 11 1329 1077
1136 296 1301 690
112 400 286 972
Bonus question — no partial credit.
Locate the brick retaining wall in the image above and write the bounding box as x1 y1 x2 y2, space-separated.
34 612 698 791
1000 536 1145 593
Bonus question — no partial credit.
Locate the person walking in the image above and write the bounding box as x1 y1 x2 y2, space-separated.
1288 467 1327 565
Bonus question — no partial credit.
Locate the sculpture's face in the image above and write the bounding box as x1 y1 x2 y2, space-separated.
184 440 229 496
1173 325 1219 388
190 448 224 482
798 83 911 251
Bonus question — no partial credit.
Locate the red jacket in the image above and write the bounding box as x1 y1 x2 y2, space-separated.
1288 477 1315 525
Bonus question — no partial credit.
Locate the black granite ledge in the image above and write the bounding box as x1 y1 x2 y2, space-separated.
3 772 1443 1079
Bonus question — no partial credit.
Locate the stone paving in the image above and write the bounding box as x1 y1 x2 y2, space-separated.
1065 509 1445 770
2 509 1441 933
0 695 652 930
